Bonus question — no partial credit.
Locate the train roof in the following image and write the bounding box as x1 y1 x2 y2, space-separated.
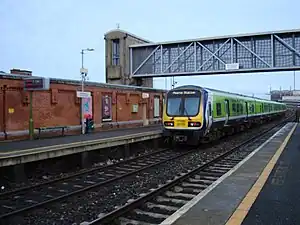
170 85 285 105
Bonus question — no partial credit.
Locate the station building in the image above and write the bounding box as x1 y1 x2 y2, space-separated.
0 29 165 141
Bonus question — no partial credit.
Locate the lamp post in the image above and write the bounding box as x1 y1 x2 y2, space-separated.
294 71 296 91
80 48 94 134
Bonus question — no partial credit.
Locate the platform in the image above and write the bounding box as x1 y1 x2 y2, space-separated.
159 122 298 225
0 125 162 167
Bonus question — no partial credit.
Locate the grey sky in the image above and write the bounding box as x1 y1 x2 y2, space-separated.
1 0 299 99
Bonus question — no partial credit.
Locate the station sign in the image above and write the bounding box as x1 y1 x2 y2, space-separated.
77 91 91 98
142 93 149 99
24 77 50 91
225 63 240 70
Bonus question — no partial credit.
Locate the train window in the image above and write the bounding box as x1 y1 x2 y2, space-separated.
250 104 254 113
232 103 236 112
216 103 222 116
241 103 243 113
184 97 200 115
167 98 181 115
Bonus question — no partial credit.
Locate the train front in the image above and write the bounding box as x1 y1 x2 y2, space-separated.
163 87 205 145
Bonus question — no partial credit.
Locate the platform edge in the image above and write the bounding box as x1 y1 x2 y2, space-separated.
159 122 296 225
225 122 297 225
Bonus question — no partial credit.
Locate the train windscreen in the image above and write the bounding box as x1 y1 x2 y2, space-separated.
166 90 201 117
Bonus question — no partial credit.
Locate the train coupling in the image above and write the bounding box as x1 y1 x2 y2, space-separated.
174 135 188 142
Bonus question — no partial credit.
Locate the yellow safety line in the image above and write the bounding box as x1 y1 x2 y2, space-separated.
0 130 162 157
225 123 297 225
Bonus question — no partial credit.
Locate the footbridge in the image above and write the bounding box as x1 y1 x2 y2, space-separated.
129 29 300 78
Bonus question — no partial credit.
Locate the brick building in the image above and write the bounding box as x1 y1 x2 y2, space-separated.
0 73 165 140
0 29 166 140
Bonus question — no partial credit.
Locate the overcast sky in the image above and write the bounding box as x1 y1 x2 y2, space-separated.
1 0 299 99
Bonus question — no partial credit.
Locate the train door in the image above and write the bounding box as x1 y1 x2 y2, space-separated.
207 101 213 131
224 99 229 125
245 102 249 120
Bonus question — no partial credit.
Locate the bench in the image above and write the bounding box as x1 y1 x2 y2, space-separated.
35 126 68 139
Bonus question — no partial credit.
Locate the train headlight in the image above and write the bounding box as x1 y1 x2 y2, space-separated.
188 122 201 127
164 121 174 127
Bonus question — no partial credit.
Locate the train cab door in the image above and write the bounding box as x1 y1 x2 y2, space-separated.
207 101 213 132
224 99 229 125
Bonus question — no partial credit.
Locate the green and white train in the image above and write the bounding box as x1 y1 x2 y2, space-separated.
163 85 287 145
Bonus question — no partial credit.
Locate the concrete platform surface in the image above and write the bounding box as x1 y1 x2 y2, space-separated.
0 125 162 167
159 122 297 225
240 123 300 225
0 125 162 152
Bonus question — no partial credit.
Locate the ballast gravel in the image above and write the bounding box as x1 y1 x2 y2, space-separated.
8 119 287 225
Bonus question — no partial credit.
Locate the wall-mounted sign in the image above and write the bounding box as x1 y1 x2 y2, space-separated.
132 104 138 113
8 108 14 114
82 97 93 119
225 63 239 70
102 95 112 122
142 93 149 99
77 91 91 98
24 77 50 91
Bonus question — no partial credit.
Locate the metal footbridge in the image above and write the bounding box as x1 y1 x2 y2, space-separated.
129 29 300 78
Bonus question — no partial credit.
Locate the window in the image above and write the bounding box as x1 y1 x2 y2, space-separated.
154 97 160 118
237 104 240 113
250 104 254 113
166 96 200 117
208 103 212 116
216 103 222 116
184 97 200 116
112 39 120 65
265 104 268 112
166 91 201 117
167 98 181 115
232 103 236 112
240 104 243 113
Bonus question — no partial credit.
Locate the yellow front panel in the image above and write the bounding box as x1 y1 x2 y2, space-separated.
163 93 204 129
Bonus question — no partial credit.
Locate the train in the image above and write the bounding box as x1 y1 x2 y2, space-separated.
162 85 287 146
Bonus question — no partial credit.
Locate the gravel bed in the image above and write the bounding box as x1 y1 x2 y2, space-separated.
0 146 159 194
7 118 289 225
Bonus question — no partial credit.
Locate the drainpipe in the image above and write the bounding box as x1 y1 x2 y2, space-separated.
2 85 7 140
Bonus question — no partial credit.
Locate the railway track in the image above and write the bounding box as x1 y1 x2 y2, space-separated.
87 118 292 225
0 147 197 219
0 115 294 224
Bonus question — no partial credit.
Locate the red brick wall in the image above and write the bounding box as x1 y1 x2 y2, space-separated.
0 75 166 140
